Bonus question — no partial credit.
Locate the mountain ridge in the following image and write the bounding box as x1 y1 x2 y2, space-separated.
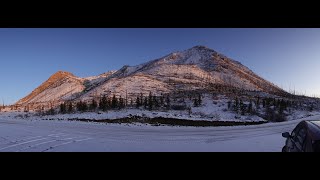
16 46 288 107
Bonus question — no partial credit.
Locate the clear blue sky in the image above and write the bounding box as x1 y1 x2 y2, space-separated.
0 28 319 104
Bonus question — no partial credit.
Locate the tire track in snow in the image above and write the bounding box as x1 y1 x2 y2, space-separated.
14 136 88 152
42 138 93 152
0 137 49 151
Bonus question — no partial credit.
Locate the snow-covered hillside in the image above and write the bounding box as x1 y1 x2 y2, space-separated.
16 45 288 108
80 45 287 100
16 71 85 105
15 71 115 107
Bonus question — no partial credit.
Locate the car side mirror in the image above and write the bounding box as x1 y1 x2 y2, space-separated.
282 132 291 138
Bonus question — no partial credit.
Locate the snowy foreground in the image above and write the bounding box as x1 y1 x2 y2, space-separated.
0 113 319 152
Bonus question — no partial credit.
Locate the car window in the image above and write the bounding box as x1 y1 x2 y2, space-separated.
304 138 313 152
291 124 302 137
293 127 307 151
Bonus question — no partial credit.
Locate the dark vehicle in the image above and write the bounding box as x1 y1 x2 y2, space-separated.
282 120 320 152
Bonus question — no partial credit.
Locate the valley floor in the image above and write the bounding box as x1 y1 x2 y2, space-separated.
0 113 319 152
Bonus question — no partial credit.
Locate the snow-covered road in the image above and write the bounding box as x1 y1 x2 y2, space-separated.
0 115 319 152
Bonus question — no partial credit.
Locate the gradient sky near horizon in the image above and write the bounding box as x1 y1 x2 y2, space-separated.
0 28 320 104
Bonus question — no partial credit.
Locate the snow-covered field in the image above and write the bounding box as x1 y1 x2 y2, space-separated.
0 112 319 152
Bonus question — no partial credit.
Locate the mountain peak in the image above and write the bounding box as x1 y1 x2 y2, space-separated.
181 45 217 58
188 45 216 52
191 45 209 49
48 71 75 81
52 70 74 77
16 70 81 105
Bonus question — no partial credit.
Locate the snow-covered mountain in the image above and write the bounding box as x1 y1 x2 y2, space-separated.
16 71 85 105
79 45 286 100
16 46 287 106
16 71 115 106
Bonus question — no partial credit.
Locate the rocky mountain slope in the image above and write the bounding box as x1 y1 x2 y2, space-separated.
16 46 288 106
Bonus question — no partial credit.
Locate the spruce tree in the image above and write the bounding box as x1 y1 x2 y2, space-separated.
99 97 103 110
233 97 239 112
160 95 164 107
247 100 253 114
48 107 55 115
99 95 108 111
130 98 133 107
279 101 284 114
140 93 143 105
227 101 231 110
111 95 118 109
276 99 281 108
119 96 124 109
60 103 66 114
193 98 198 107
90 99 97 111
240 99 246 115
198 94 202 105
82 101 88 112
148 92 153 111
76 101 82 112
153 96 159 108
144 97 148 109
68 102 73 113
166 95 170 109
136 96 141 108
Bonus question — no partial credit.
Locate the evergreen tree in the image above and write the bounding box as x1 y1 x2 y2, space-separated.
111 95 118 109
227 100 231 110
90 99 97 111
276 99 281 108
130 98 133 107
99 95 108 111
67 102 73 113
265 105 275 121
76 101 82 111
148 92 153 111
279 99 287 114
136 96 141 108
60 102 66 114
76 101 88 112
140 93 143 105
193 98 198 107
279 101 285 114
48 107 55 115
233 97 239 112
119 96 125 109
166 95 170 109
82 101 88 111
240 99 246 115
187 106 192 115
309 104 314 112
107 98 111 109
160 94 164 107
153 96 159 108
247 100 253 114
144 97 148 109
198 93 202 105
